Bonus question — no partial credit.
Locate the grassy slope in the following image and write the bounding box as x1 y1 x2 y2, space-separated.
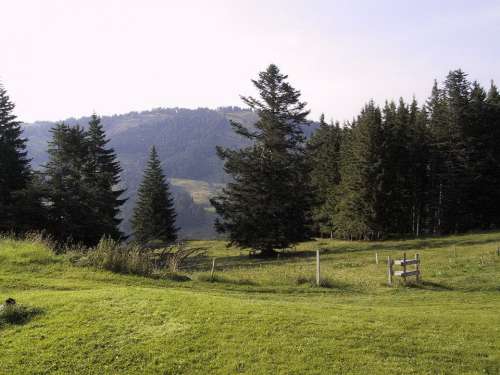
170 178 223 206
0 233 499 374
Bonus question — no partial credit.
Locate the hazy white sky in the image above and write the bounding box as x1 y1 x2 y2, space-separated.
1 0 499 122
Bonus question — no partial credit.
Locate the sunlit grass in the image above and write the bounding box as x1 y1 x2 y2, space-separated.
0 232 499 374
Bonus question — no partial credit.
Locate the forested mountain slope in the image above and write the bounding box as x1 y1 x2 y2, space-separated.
22 107 316 238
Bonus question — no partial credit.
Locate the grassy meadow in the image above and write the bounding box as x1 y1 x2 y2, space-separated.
0 232 499 374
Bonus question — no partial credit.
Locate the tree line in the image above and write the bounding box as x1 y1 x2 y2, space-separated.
307 70 500 240
1 65 500 254
211 66 500 254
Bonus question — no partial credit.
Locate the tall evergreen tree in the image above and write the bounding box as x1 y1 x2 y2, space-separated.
427 70 470 233
210 64 314 256
334 102 384 240
0 83 45 233
85 114 126 240
407 99 430 236
426 80 446 233
131 146 177 244
307 114 343 237
481 81 500 227
44 123 97 245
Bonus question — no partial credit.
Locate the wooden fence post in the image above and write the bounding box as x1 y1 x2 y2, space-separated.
415 253 421 283
210 258 216 281
402 252 407 284
316 250 320 287
387 256 393 286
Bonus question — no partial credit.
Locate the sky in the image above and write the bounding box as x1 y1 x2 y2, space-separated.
1 0 499 123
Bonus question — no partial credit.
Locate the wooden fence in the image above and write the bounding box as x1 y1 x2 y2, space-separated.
387 252 420 286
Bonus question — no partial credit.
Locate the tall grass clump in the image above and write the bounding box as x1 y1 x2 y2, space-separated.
71 238 205 278
0 230 56 250
77 238 153 275
23 231 56 251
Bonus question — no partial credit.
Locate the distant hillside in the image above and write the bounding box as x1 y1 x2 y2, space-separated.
22 106 317 239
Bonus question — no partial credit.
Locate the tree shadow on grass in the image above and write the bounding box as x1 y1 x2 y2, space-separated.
182 231 500 272
363 234 500 253
195 273 258 286
0 303 43 328
404 280 454 291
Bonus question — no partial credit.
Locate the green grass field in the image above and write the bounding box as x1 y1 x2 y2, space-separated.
1 232 499 374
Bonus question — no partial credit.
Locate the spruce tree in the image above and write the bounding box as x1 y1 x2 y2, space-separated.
481 81 500 227
131 146 177 244
210 64 314 256
426 80 450 233
427 70 470 233
44 123 97 245
85 114 126 240
379 99 416 235
0 83 44 233
307 114 342 237
334 102 384 240
407 99 430 236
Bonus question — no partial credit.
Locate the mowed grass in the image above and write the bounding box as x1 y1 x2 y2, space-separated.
0 233 499 374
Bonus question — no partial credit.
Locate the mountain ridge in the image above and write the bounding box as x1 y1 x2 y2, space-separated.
22 106 317 238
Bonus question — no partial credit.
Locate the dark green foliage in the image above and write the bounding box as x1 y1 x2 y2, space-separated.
85 114 126 240
427 71 470 233
44 124 96 245
211 64 314 255
0 84 45 233
43 117 126 246
306 114 343 237
22 108 318 239
466 81 500 229
313 69 500 240
131 146 178 244
333 102 385 240
407 100 430 236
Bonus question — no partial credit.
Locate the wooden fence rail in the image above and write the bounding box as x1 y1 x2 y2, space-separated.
387 252 420 286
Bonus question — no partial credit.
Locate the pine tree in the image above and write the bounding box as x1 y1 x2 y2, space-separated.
427 70 471 233
426 79 451 233
85 114 126 240
210 64 314 256
131 146 177 244
307 114 342 237
0 83 44 233
334 102 384 240
481 81 500 227
407 99 430 236
44 123 98 245
379 98 417 235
